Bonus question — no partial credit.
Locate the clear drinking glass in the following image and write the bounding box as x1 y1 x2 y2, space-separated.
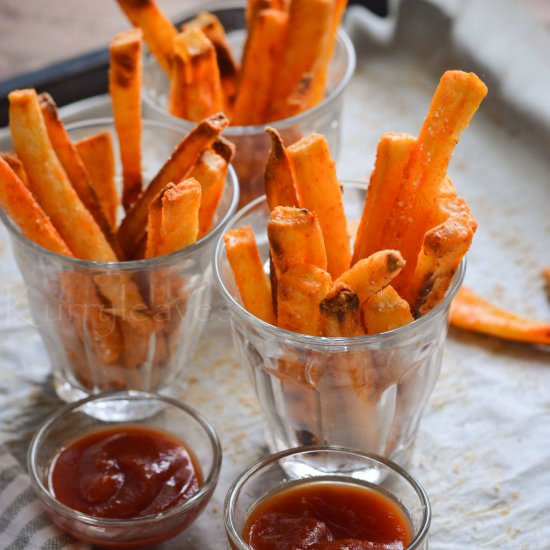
142 1 356 206
0 118 239 410
214 182 465 466
225 446 431 550
29 391 222 547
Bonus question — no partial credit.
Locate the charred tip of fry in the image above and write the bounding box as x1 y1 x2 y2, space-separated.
266 127 286 157
205 112 230 130
37 92 59 120
320 283 360 318
387 251 406 273
119 0 153 9
212 137 235 163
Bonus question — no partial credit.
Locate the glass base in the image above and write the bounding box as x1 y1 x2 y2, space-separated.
53 373 172 422
266 428 416 480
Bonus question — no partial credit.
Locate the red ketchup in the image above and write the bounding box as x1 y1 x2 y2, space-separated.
48 425 202 519
244 481 413 550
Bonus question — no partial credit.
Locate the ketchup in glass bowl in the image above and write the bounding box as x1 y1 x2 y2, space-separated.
225 447 431 550
28 391 221 548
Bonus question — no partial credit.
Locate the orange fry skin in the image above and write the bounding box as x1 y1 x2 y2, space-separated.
189 148 230 238
268 206 328 278
110 29 143 212
268 0 332 120
277 263 331 335
117 112 229 258
145 178 201 258
288 133 350 278
38 93 117 249
224 226 276 325
232 9 289 126
320 282 363 337
0 152 30 189
182 12 239 111
9 89 117 262
352 132 415 264
450 287 550 346
408 215 475 317
381 71 487 293
0 157 72 256
362 286 413 334
116 0 177 75
169 28 224 122
264 127 298 211
337 249 405 305
308 0 348 107
76 131 119 231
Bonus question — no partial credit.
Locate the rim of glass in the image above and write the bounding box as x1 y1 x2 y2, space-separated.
142 1 356 136
0 117 240 271
27 390 222 528
214 180 466 348
224 445 431 550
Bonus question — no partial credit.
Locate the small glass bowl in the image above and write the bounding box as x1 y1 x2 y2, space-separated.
28 391 222 548
225 446 431 550
142 1 356 206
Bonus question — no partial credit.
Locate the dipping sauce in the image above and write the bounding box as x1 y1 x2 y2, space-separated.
244 481 413 550
48 425 202 519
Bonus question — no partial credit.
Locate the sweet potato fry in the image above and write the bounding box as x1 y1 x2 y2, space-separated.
169 28 224 122
116 0 177 74
288 133 350 278
407 214 475 316
264 127 298 210
110 29 143 212
0 157 72 256
337 249 405 305
117 112 228 258
75 131 119 230
320 282 363 337
38 94 119 254
268 206 327 277
224 226 276 324
93 272 153 336
145 178 201 258
352 132 415 264
9 89 117 261
381 71 487 292
0 152 29 188
182 12 239 110
232 9 289 126
450 287 550 345
189 145 232 237
60 272 123 367
246 0 286 30
362 286 413 334
268 0 332 120
277 264 331 335
308 0 348 107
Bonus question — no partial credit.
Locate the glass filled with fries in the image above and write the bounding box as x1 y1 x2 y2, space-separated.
1 114 239 413
141 1 356 206
215 181 465 466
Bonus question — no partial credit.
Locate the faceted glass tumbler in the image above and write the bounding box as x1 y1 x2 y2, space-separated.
142 2 356 206
214 182 464 466
0 118 239 406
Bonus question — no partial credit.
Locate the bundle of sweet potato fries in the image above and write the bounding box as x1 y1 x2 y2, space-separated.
116 0 346 125
225 70 486 337
0 35 235 385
